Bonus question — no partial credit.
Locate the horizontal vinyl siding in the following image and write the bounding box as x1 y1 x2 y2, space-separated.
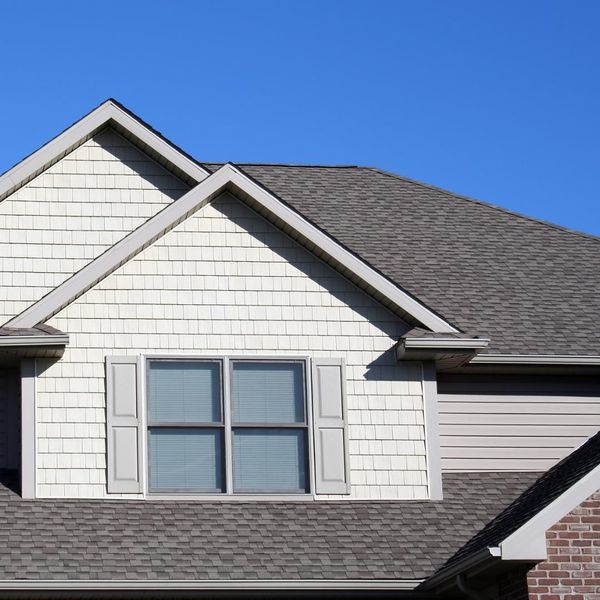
439 393 600 472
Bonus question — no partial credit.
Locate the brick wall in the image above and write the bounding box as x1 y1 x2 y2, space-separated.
527 490 600 600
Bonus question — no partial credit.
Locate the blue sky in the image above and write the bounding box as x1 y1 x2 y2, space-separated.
1 1 598 235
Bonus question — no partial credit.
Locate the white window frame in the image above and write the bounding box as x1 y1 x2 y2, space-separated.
142 354 316 500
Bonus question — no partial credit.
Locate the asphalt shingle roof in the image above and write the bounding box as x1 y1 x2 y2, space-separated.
0 471 539 581
203 163 600 356
442 431 600 572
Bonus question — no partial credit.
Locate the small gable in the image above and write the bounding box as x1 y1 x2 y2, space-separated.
0 128 190 324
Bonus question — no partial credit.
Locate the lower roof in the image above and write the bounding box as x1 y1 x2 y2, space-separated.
0 471 539 582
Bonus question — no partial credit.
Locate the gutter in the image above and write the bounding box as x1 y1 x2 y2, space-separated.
470 354 600 365
419 548 497 592
401 338 490 350
0 335 69 347
0 579 423 592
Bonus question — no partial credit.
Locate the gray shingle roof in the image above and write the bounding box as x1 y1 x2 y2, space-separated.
204 163 600 356
441 431 600 573
0 471 538 581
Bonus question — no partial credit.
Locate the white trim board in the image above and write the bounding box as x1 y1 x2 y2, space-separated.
5 164 458 333
0 99 209 202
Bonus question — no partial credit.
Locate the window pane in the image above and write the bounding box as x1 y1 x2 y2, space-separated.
149 428 223 492
232 362 305 423
148 361 221 423
232 429 307 492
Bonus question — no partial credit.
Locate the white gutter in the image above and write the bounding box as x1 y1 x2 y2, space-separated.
0 579 422 591
471 354 600 365
0 335 69 347
403 338 489 349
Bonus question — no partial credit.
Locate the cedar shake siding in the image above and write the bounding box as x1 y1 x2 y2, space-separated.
37 194 428 499
0 127 189 324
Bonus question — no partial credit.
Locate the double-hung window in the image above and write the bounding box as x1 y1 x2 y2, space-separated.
147 358 309 495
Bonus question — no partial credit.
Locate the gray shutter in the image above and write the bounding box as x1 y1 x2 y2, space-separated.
106 356 142 493
312 358 350 494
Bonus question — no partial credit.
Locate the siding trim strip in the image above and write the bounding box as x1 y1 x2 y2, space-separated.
422 362 443 500
6 165 457 334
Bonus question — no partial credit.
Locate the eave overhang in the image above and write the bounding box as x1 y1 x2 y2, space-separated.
395 335 490 369
0 326 69 358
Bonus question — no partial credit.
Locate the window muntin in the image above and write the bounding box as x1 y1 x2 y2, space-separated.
147 358 309 495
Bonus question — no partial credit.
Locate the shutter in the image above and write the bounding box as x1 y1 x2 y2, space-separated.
106 356 142 493
312 358 350 494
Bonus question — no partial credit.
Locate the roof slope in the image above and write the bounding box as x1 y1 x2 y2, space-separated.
442 431 600 571
201 164 600 356
0 472 538 582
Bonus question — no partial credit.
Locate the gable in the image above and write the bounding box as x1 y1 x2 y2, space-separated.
37 194 428 500
7 164 457 334
0 128 190 324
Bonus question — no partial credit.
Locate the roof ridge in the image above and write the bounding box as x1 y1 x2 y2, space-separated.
202 162 360 169
364 166 600 245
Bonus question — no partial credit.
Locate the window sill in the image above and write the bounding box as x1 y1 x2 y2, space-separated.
145 493 318 502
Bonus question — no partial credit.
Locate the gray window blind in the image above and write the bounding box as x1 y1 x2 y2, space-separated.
232 429 307 492
232 362 304 423
149 428 223 492
148 361 221 423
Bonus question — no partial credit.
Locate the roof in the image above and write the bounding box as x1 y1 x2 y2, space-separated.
440 430 600 571
200 163 600 356
0 471 538 582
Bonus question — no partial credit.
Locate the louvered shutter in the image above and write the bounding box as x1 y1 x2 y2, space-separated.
106 356 142 493
312 358 350 494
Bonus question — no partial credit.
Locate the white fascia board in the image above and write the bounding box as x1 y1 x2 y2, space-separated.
498 462 600 561
0 579 422 591
471 354 600 365
0 100 209 201
403 338 489 349
6 164 458 333
0 335 69 347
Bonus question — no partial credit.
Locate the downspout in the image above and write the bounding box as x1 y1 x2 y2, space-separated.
456 574 488 600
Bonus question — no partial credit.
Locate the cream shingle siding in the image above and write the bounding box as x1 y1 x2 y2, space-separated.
37 194 428 499
0 128 189 324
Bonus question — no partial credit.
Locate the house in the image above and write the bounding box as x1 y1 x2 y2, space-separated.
0 98 598 599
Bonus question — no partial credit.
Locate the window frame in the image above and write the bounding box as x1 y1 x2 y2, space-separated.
143 354 314 499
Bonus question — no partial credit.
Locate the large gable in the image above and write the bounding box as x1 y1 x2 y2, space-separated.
216 164 600 356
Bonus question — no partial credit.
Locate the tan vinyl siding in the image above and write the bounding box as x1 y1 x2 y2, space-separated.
439 393 600 472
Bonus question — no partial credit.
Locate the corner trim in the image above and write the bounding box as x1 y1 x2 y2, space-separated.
20 359 36 499
421 362 443 500
6 165 457 333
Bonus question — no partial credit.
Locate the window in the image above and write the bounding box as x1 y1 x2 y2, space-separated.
147 358 309 495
